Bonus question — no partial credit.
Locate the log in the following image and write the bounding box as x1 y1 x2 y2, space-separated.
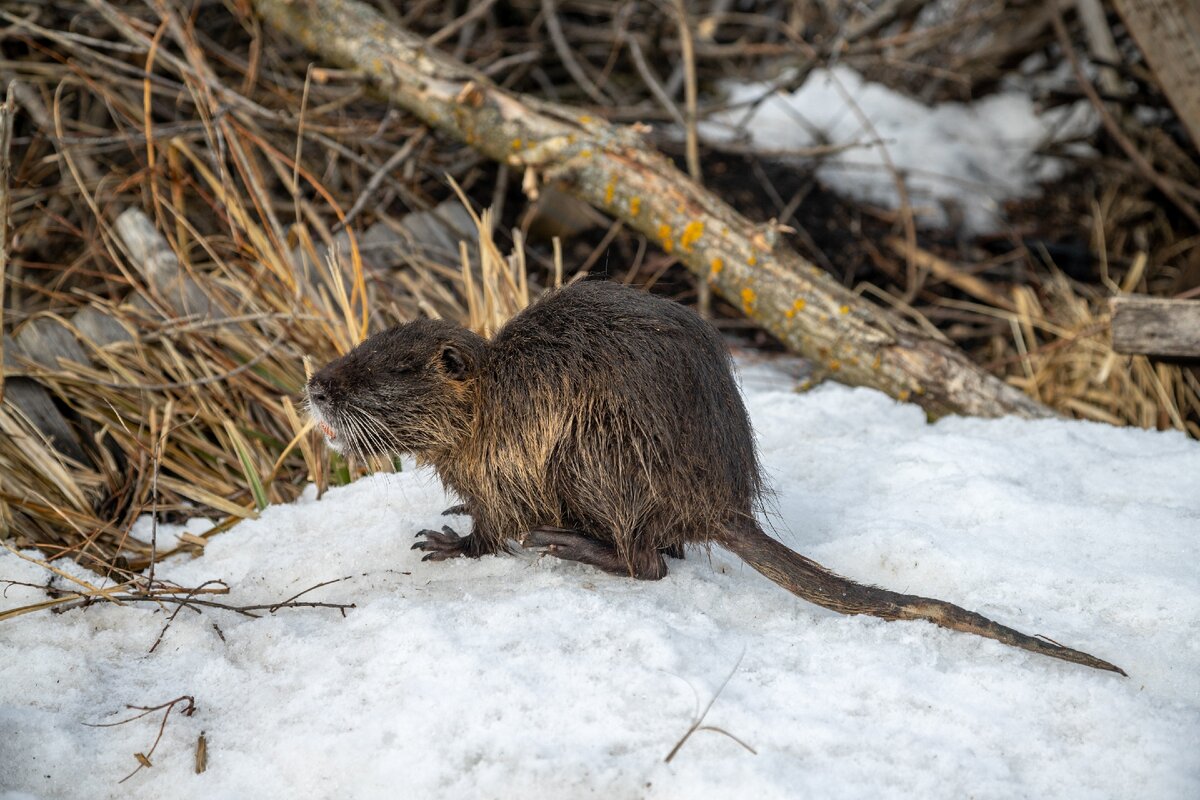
290 199 477 289
1112 0 1200 150
16 317 92 370
115 208 222 320
247 0 1054 420
1110 295 1200 357
72 306 135 348
1 336 89 465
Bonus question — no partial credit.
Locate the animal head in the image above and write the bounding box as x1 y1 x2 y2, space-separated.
306 319 485 460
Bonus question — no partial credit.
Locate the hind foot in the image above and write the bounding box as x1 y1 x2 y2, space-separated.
520 527 668 580
413 526 485 561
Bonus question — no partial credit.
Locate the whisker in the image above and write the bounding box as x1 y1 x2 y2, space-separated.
347 402 399 455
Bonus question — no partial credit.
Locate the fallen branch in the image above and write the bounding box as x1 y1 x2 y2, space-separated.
85 695 196 784
247 0 1053 420
0 546 356 627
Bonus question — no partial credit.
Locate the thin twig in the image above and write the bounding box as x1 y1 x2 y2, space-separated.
335 129 426 232
428 0 501 47
541 0 611 106
268 575 352 612
673 0 701 184
626 36 685 128
85 694 197 784
664 649 755 763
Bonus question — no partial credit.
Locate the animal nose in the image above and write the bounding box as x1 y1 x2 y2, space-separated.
307 378 329 405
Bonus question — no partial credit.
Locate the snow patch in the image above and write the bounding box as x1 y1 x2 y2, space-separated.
2 367 1198 798
701 66 1096 233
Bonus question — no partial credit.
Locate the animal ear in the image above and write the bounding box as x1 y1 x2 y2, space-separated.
440 345 469 380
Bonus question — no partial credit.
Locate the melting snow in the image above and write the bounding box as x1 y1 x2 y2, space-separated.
2 363 1198 799
700 66 1096 233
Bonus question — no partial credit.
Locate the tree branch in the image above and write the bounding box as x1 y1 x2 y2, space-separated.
247 0 1053 419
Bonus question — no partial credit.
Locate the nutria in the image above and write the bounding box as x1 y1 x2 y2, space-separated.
306 280 1123 675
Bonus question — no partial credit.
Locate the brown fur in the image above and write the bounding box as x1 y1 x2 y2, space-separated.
307 280 1124 675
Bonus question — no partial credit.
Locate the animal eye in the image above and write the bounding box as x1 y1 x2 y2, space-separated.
396 362 423 377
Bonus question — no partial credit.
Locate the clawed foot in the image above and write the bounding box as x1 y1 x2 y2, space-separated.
413 525 472 561
519 526 667 580
518 526 582 554
441 503 468 516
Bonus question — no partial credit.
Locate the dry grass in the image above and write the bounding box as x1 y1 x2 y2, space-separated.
1007 276 1182 430
0 0 544 571
948 271 1200 438
0 190 535 573
1 0 1196 577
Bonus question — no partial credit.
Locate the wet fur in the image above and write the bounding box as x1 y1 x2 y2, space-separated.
310 282 759 572
308 281 1124 674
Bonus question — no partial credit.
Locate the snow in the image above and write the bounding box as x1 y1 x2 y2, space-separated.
2 362 1199 799
700 66 1097 233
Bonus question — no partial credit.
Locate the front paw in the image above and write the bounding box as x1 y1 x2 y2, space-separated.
413 525 470 561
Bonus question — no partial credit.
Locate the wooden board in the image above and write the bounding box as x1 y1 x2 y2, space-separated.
1110 295 1200 357
1113 0 1200 150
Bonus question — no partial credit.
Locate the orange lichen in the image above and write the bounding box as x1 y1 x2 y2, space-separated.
710 257 724 275
748 254 758 266
898 389 911 402
740 287 756 311
839 304 850 315
785 298 806 319
657 224 673 252
604 180 616 206
511 139 523 150
630 197 641 215
829 360 841 372
680 221 704 251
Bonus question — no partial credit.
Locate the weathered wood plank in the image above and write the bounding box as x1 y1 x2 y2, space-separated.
1110 295 1200 357
72 306 135 348
16 317 91 370
1 336 89 464
1112 0 1200 150
115 208 221 320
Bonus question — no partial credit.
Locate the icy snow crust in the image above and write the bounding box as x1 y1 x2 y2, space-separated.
701 66 1096 234
2 366 1199 799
